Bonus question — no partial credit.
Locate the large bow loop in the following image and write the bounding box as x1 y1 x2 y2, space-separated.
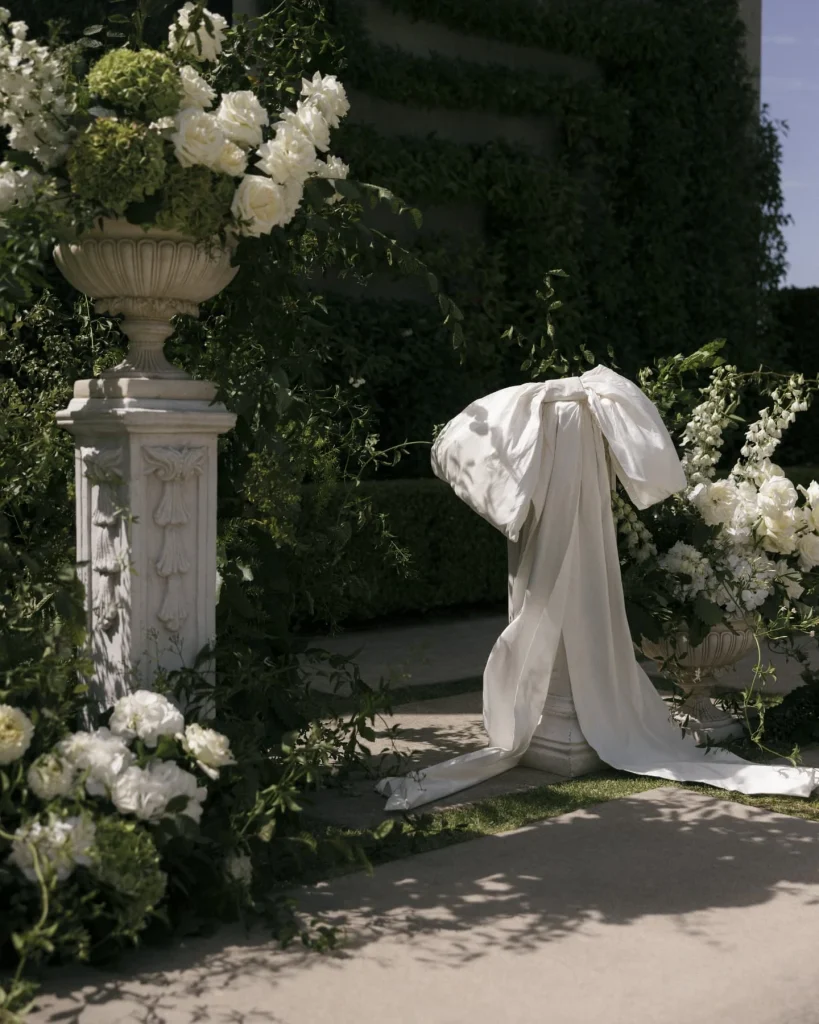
431 366 686 541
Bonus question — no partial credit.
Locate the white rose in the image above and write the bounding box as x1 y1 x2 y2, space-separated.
171 108 225 169
225 852 252 886
758 475 798 518
112 760 207 824
57 727 134 797
255 123 316 185
797 532 819 571
689 479 738 526
109 690 185 748
182 723 236 780
216 90 269 148
179 64 215 110
27 752 76 800
313 154 349 180
300 72 350 128
214 139 248 177
9 20 26 40
0 704 34 765
9 813 95 883
168 3 227 63
759 513 798 555
277 101 330 153
231 174 301 235
798 481 819 508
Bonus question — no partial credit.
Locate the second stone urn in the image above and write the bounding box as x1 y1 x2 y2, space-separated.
54 218 238 707
641 621 756 743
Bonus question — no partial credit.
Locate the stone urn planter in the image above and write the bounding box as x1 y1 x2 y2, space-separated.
54 218 239 706
53 218 238 384
641 621 756 744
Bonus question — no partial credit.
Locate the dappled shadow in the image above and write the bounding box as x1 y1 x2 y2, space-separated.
32 787 819 1023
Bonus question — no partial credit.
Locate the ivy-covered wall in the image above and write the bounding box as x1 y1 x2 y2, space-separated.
314 0 788 479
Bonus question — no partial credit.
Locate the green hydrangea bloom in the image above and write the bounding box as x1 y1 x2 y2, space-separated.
155 164 235 239
66 118 167 214
91 817 167 934
87 48 182 122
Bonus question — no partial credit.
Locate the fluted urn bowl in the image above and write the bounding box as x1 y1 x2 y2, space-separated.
641 620 756 741
53 218 238 380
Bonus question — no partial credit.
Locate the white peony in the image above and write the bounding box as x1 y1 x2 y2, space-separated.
27 752 76 800
231 174 301 235
300 72 350 128
214 139 248 177
277 101 330 153
56 727 134 797
168 3 227 63
797 532 819 571
757 475 798 518
0 704 34 765
9 813 95 883
255 123 316 185
225 852 252 886
689 479 738 526
181 723 236 780
215 90 268 148
179 64 215 110
109 690 185 748
112 760 207 824
171 107 225 169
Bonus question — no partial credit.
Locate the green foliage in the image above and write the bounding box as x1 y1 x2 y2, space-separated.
86 47 182 121
66 117 167 214
153 163 235 237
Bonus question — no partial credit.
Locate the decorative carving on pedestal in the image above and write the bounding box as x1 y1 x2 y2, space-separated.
82 447 126 636
143 446 207 634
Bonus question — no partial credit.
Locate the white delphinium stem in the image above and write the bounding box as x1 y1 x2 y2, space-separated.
611 492 657 563
732 373 810 485
679 365 739 485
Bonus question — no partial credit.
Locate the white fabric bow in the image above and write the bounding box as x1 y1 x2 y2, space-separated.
377 366 818 811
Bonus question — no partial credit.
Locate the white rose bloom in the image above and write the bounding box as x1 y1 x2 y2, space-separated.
689 479 738 526
0 704 34 765
56 727 134 797
759 513 798 555
179 64 215 110
255 123 316 185
313 154 349 180
216 90 269 148
9 813 95 883
278 101 330 153
232 174 301 235
225 852 252 886
9 20 26 40
171 107 225 169
214 139 248 177
168 2 227 63
27 752 76 800
109 690 185 748
797 532 819 571
182 723 236 780
300 71 350 128
757 475 798 518
799 480 819 508
112 760 207 824
0 9 10 25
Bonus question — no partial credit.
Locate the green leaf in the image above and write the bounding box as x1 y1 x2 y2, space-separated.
372 818 396 840
693 594 725 627
83 24 104 34
164 794 190 814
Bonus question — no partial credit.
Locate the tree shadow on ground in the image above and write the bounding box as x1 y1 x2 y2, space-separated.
32 786 819 1023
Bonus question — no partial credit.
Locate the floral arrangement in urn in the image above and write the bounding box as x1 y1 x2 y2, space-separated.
0 3 350 241
613 345 819 701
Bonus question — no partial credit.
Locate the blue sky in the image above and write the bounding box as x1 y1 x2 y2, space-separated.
762 1 819 288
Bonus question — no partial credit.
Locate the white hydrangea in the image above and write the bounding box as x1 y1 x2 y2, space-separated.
168 3 228 63
9 813 95 883
27 752 76 800
179 64 216 110
109 690 185 748
711 549 776 616
255 123 317 186
181 723 236 780
659 542 716 599
0 704 34 765
300 72 350 128
215 90 268 148
112 760 207 824
57 727 134 797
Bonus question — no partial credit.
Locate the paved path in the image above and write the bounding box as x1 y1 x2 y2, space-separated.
31 787 819 1024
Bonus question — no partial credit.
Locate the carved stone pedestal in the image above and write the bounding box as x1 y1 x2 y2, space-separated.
57 378 235 707
521 639 603 778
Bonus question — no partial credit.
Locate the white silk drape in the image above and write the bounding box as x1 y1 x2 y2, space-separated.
376 367 818 811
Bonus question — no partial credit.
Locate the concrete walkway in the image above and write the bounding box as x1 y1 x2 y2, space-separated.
31 787 819 1024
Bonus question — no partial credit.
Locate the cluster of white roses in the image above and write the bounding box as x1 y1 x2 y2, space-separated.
653 370 819 618
0 690 236 885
